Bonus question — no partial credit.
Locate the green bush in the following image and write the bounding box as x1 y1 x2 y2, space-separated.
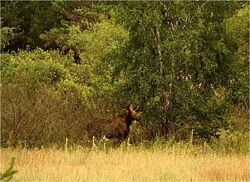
1 49 126 147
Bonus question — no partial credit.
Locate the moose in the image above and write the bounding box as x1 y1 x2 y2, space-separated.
103 104 141 140
86 104 141 142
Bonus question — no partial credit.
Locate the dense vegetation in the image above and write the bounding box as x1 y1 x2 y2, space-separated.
1 1 249 150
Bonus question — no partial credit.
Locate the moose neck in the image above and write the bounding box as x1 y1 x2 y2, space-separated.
124 115 133 128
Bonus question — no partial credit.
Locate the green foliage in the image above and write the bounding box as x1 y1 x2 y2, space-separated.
108 1 248 139
0 157 18 181
0 26 16 50
0 1 102 51
0 31 127 148
224 5 249 104
1 1 63 50
2 50 69 84
1 50 90 147
225 5 249 48
0 1 248 150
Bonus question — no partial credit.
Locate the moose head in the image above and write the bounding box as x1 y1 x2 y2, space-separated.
126 104 141 124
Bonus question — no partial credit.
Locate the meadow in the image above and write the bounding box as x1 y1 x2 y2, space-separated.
1 144 249 181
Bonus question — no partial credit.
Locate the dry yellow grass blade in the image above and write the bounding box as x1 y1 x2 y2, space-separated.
1 148 249 181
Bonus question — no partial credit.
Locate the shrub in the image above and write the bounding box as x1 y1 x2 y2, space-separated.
211 129 249 154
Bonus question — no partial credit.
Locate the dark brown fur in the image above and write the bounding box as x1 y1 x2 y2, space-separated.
86 104 141 141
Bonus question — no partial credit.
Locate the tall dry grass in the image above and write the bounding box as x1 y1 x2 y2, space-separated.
1 147 249 181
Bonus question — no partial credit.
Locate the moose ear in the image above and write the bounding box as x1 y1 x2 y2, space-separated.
127 104 133 111
134 105 139 112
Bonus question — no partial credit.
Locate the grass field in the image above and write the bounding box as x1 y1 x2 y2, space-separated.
1 146 249 181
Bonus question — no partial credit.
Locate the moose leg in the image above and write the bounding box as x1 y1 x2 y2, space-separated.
105 132 115 139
